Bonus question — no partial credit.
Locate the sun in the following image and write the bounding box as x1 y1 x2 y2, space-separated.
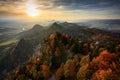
27 7 39 16
26 1 39 17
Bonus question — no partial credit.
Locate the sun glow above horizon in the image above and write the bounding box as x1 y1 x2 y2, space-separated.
26 0 39 17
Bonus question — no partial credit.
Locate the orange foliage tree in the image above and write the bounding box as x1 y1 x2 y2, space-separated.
41 63 51 79
55 63 64 80
90 50 116 70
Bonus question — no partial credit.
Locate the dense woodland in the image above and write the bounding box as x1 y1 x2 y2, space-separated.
6 32 120 80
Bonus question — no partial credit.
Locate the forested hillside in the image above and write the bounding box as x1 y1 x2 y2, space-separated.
6 32 120 80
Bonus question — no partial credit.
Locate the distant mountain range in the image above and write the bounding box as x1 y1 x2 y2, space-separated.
77 19 120 32
0 19 120 43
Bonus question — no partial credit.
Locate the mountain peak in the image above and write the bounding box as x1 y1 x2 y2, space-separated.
52 22 60 27
49 22 63 30
32 24 43 30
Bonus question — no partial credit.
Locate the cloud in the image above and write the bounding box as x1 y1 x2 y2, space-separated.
0 0 120 11
52 0 120 11
36 0 120 17
0 0 119 19
0 10 24 17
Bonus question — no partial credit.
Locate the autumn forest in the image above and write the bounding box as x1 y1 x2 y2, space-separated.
6 32 120 80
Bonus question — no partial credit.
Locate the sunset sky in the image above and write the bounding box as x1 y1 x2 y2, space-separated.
0 0 120 21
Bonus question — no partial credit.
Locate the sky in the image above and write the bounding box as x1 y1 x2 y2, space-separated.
0 0 120 21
